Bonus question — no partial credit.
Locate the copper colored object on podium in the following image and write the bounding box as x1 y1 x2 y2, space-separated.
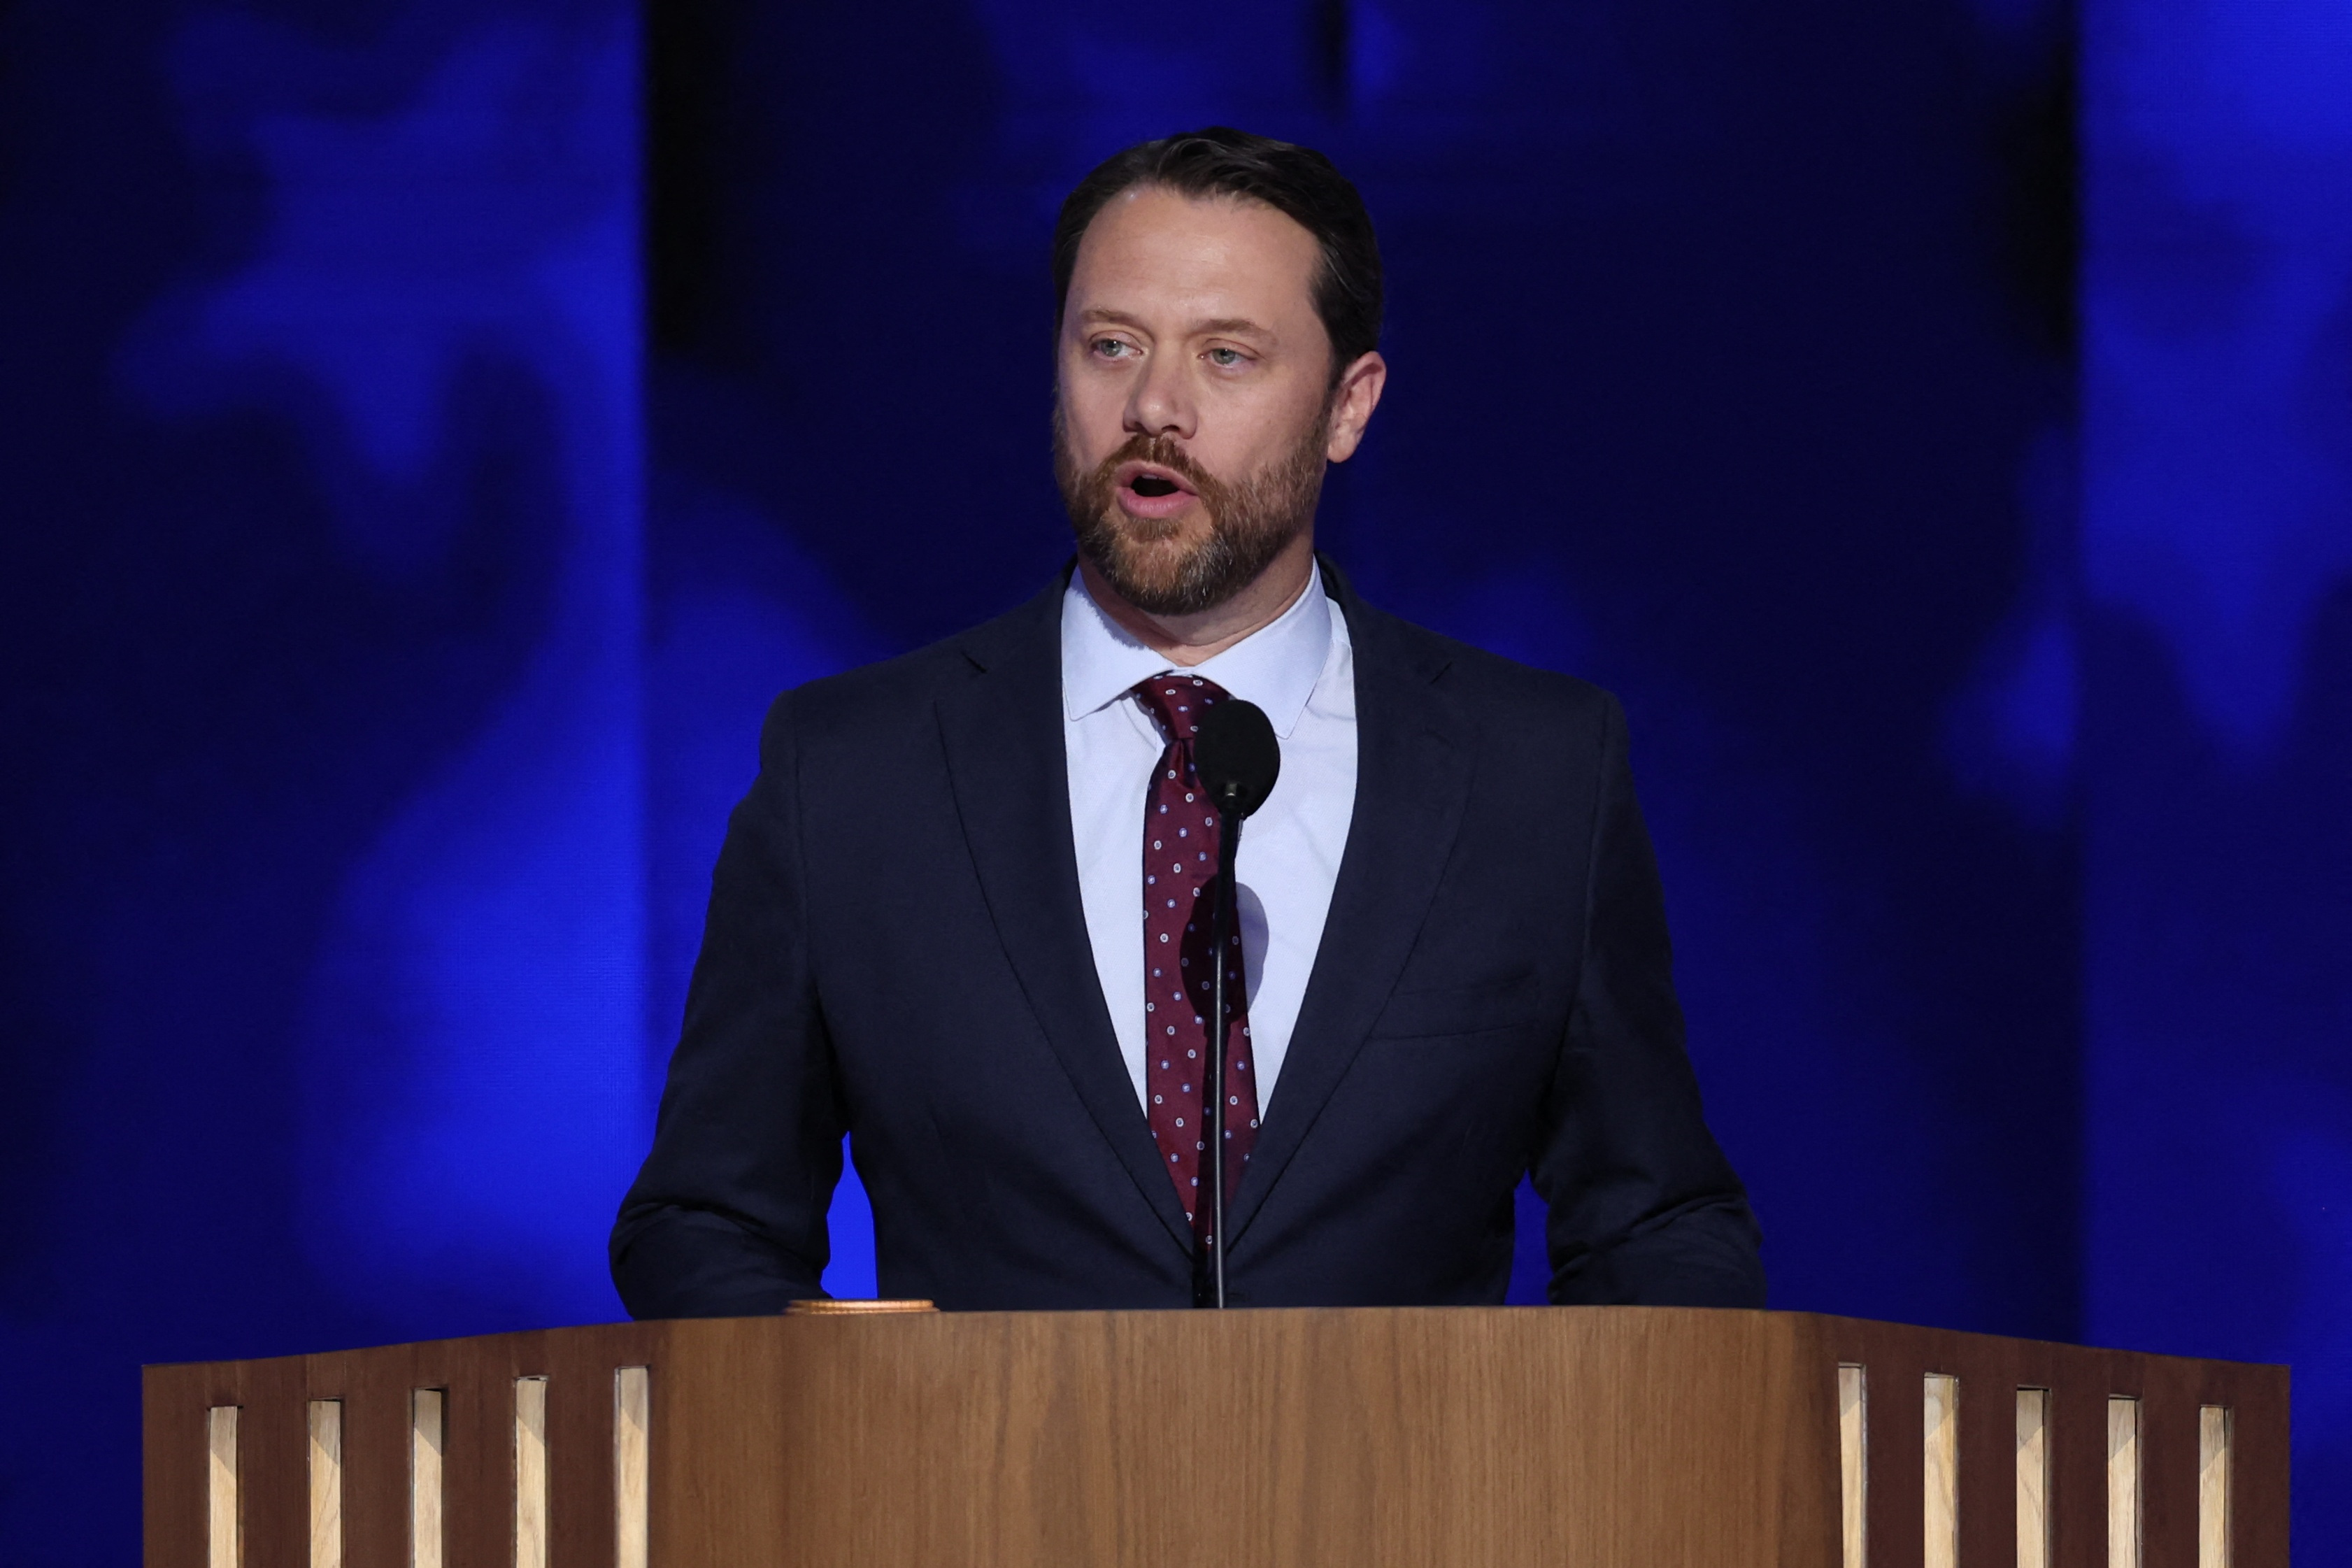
145 1308 2286 1567
782 1297 939 1315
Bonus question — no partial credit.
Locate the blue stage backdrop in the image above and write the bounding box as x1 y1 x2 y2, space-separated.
2079 0 2352 1535
0 0 2343 1558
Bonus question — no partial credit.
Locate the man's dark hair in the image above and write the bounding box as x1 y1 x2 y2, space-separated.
1053 127 1383 384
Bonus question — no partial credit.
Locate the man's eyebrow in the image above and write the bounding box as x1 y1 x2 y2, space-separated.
1074 308 1276 340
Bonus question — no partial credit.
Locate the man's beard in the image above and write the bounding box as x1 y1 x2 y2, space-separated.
1055 403 1330 618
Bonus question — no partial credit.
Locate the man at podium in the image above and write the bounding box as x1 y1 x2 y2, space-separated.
611 129 1764 1316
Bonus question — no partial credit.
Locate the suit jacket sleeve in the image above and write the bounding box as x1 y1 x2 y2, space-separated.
1534 693 1767 1307
609 689 846 1317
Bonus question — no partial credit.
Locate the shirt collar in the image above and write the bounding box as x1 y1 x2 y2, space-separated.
1060 562 1336 739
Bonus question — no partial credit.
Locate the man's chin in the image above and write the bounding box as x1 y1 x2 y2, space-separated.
1072 487 1313 619
1081 529 1225 617
1099 508 1188 546
1085 552 1195 614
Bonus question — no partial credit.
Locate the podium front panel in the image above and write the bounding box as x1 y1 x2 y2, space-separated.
143 1308 2286 1567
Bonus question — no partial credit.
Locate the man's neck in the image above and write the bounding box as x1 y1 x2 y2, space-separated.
1078 533 1318 668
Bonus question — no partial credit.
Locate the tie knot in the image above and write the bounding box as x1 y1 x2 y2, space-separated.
1132 673 1232 742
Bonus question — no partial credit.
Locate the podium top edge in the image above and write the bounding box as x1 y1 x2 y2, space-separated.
134 1306 2290 1376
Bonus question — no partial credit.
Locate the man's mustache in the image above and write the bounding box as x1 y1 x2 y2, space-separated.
1086 434 1224 506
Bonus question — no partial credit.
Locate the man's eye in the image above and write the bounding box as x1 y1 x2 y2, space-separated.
1207 347 1244 367
1094 339 1133 359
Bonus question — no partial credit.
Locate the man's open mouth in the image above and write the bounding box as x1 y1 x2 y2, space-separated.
1114 459 1198 502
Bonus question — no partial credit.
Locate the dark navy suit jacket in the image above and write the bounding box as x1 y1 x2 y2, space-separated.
611 559 1764 1313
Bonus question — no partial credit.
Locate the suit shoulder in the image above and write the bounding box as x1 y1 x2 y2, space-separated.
1357 599 1621 733
779 634 969 733
762 584 1054 745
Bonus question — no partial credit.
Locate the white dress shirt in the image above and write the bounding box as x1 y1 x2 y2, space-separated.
1061 564 1359 1113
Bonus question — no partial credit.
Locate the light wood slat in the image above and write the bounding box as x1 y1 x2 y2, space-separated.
1838 1363 1867 1568
615 1367 650 1568
2200 1405 2232 1568
1923 1374 1959 1568
2109 1396 2141 1568
515 1376 550 1568
206 1405 238 1568
411 1388 445 1568
2016 1388 2051 1568
308 1400 343 1568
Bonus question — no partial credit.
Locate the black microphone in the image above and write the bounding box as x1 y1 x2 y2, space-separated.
1189 697 1281 1309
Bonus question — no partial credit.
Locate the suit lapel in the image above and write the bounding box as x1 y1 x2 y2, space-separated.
1226 562 1475 1248
934 580 1197 1256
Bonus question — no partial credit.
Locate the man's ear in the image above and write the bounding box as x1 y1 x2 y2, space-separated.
1324 351 1388 463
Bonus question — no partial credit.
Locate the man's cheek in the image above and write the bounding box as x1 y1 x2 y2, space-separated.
1064 388 1118 443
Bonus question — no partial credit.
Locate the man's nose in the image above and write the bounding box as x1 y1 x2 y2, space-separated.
1125 353 1195 441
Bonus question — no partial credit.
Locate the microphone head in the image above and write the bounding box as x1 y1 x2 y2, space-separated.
1192 696 1281 820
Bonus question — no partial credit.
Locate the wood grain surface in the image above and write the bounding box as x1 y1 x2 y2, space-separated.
141 1309 2288 1568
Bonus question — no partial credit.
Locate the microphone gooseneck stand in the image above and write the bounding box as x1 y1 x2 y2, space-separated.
1202 794 1244 1310
1188 692 1279 1309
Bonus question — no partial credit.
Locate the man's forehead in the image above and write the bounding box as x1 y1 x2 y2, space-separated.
1069 188 1320 314
1087 183 1316 250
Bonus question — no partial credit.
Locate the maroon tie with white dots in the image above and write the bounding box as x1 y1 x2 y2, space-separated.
1133 673 1261 1248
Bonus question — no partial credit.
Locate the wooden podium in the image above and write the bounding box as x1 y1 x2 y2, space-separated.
145 1308 2287 1567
